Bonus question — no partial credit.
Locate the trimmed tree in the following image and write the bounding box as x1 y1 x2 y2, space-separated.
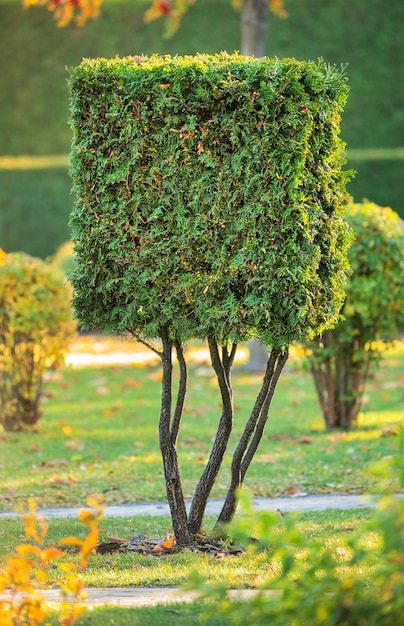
69 53 351 545
305 201 404 431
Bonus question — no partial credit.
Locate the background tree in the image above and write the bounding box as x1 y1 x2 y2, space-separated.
305 201 404 431
69 53 351 545
23 0 287 56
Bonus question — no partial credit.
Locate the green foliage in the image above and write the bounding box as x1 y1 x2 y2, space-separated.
189 490 404 626
0 250 76 431
2 0 404 259
342 201 404 342
0 168 72 259
69 53 351 348
51 240 75 277
305 201 404 429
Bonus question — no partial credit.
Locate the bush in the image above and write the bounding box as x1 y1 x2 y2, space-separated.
0 250 76 431
51 240 75 277
0 497 104 626
305 201 404 430
188 488 404 626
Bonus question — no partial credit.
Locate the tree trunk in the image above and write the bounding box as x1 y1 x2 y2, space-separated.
216 347 288 526
241 0 269 57
159 327 192 546
188 338 236 535
309 332 374 431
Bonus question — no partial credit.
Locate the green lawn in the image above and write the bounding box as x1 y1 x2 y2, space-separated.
0 340 402 512
1 339 402 623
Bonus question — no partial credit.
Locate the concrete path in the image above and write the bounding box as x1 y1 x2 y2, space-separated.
0 493 380 520
1 587 272 608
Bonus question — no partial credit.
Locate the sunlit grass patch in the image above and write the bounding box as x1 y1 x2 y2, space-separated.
0 340 402 510
0 508 378 590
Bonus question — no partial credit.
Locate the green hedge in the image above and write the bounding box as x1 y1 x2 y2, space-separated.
69 53 351 346
1 0 403 257
0 169 71 258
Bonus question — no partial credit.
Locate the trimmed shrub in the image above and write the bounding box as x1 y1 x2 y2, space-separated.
69 53 351 544
51 240 75 277
0 250 76 431
305 201 404 430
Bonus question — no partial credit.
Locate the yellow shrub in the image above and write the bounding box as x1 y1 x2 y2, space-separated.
0 250 76 431
0 497 105 626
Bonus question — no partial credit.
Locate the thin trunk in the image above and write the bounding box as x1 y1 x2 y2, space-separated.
240 349 288 479
159 327 192 547
216 347 288 526
187 338 236 536
170 340 187 446
241 0 268 57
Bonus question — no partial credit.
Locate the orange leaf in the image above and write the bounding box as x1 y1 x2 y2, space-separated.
40 546 63 561
152 533 175 552
16 544 41 556
78 509 98 527
59 537 84 547
80 528 98 564
298 436 312 444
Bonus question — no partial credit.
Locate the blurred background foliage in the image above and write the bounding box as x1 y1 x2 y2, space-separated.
1 0 403 258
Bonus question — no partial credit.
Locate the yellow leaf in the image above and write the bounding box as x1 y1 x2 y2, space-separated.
59 536 84 547
16 544 41 556
40 546 63 561
80 528 98 564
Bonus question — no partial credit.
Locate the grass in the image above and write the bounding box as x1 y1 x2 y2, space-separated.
0 508 375 588
0 339 402 622
0 339 402 512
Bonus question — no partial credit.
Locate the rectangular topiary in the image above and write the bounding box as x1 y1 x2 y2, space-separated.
69 53 350 347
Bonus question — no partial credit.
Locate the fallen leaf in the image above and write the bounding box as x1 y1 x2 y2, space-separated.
298 436 312 444
125 377 141 389
97 386 109 395
284 483 300 495
152 533 175 553
42 459 69 468
381 429 399 437
66 439 84 450
255 454 278 463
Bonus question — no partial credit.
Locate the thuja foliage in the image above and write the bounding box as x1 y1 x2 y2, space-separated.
69 53 351 545
305 201 404 430
189 490 404 626
0 250 76 432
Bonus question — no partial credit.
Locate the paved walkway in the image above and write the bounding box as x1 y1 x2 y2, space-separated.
0 493 379 520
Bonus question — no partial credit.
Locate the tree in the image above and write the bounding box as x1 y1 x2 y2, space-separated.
69 53 351 545
22 0 287 57
305 201 404 431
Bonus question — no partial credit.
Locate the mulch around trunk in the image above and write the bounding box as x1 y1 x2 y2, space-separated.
96 533 244 557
